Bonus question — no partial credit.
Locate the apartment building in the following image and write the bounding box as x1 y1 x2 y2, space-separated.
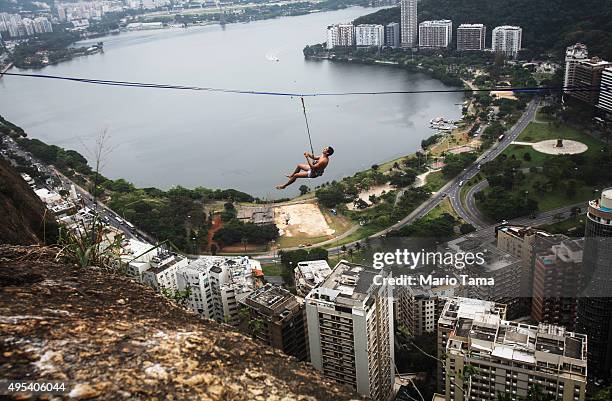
568 58 612 105
305 261 394 401
176 256 263 325
438 237 524 319
396 283 456 336
419 20 453 48
384 22 400 48
564 43 589 93
141 253 189 292
239 283 309 361
294 259 332 297
496 225 564 311
438 297 587 401
456 24 486 51
326 23 355 49
492 26 522 58
532 239 583 329
355 24 384 48
598 67 612 113
400 0 417 49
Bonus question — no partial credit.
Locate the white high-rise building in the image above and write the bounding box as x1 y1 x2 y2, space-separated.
326 23 355 49
438 297 587 401
419 20 453 48
33 17 53 34
598 67 612 112
400 0 417 49
305 261 394 401
355 24 384 48
564 43 589 91
492 25 522 58
176 256 263 325
456 24 486 51
141 253 189 292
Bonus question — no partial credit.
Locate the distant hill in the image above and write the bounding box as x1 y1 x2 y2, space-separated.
353 0 612 60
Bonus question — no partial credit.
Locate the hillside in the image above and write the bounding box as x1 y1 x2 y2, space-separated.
353 0 612 59
0 156 58 245
0 245 363 401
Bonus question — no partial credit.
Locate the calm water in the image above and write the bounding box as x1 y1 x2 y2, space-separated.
0 7 462 198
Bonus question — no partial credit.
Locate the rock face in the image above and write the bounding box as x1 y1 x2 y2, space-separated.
0 246 363 401
0 157 58 245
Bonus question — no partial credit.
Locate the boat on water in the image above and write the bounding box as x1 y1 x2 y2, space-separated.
429 116 457 130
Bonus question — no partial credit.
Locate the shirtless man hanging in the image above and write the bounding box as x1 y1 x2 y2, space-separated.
276 146 334 189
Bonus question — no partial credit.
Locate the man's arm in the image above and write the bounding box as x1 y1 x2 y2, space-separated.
304 152 320 160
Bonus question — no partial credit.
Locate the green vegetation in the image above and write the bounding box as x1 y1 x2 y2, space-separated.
478 119 610 218
539 214 586 237
393 212 457 239
213 220 279 247
11 30 93 69
442 153 477 178
421 171 448 193
352 0 612 59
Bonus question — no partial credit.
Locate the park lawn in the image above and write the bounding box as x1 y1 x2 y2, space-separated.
534 108 554 123
422 170 449 193
515 122 604 156
425 197 462 221
508 172 596 212
540 214 587 236
502 121 606 168
261 263 285 277
429 131 470 157
324 226 379 249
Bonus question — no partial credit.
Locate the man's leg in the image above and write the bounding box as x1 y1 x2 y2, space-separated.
277 171 308 189
289 163 310 177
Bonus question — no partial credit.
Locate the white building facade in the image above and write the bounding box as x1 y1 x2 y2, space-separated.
564 43 589 91
492 25 522 58
326 23 355 49
176 256 262 325
597 67 612 113
355 24 384 48
419 20 453 48
305 261 394 401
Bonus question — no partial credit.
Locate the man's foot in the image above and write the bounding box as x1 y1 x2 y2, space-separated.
276 185 285 190
285 174 294 178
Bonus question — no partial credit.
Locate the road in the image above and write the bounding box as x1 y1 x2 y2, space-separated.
447 98 540 228
461 179 491 229
464 202 587 243
1 135 152 245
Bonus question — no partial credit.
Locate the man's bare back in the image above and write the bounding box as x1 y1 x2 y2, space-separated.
276 146 334 189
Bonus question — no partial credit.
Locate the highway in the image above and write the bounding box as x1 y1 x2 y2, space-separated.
447 98 540 228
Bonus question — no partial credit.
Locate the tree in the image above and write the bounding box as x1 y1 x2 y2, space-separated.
523 152 532 162
298 184 310 195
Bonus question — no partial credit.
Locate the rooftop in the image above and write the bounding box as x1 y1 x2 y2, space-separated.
440 297 587 367
306 261 384 308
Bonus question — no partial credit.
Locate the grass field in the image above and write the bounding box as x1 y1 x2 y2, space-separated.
540 214 586 236
502 121 606 169
422 171 449 193
261 263 286 277
510 174 596 211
